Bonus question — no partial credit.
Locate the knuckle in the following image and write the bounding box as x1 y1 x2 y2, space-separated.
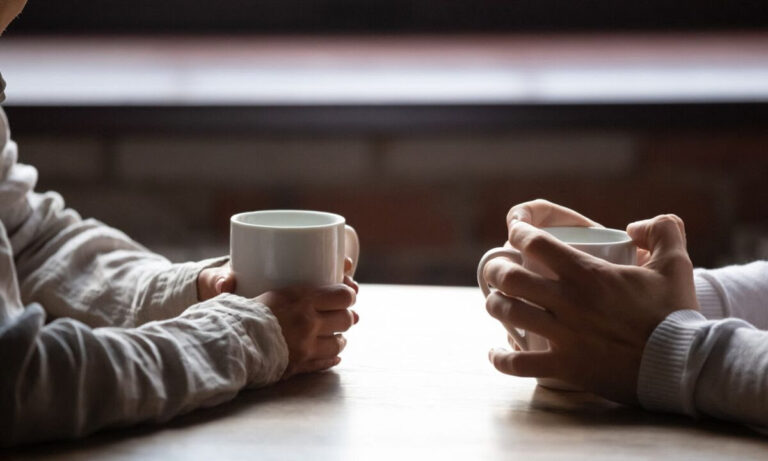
339 311 355 331
666 213 685 227
292 340 312 362
339 286 356 307
293 309 317 333
335 336 346 354
530 198 552 207
581 260 607 278
524 234 551 254
668 250 694 272
653 214 681 232
504 354 527 375
499 266 524 291
486 292 509 317
507 221 522 241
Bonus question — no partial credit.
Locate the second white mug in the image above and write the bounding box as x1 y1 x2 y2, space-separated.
477 226 637 391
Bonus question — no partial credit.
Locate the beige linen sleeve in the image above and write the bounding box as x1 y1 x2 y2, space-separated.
0 294 288 446
0 107 289 446
0 107 229 328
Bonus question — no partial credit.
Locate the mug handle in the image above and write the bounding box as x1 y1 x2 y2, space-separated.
477 247 529 351
345 225 360 277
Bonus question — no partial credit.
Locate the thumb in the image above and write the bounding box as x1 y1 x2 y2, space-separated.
218 271 237 294
626 214 690 274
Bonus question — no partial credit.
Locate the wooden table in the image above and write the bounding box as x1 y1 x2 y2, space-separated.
7 285 767 460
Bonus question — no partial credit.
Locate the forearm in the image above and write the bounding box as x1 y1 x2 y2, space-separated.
638 310 768 429
2 132 226 327
14 192 228 327
0 294 288 446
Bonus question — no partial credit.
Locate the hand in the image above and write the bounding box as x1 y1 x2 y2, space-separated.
197 258 359 301
255 283 359 378
483 214 699 404
197 263 237 301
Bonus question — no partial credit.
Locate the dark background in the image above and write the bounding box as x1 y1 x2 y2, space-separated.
12 1 768 34
5 1 768 285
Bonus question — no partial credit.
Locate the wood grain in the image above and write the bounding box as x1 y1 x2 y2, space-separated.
6 284 766 460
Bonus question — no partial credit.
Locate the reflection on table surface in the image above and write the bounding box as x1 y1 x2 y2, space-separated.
7 285 766 460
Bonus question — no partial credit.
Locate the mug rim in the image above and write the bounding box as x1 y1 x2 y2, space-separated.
541 226 632 245
231 209 345 230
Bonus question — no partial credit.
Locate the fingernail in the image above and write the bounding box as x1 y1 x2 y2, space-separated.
352 310 360 324
215 278 224 293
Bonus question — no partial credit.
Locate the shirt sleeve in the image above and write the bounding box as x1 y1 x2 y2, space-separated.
637 309 768 430
0 293 289 447
693 262 768 329
0 114 227 328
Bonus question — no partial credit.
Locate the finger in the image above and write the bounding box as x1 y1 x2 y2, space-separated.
218 271 236 294
488 349 561 378
318 309 358 335
508 221 591 278
197 266 233 301
636 248 651 266
507 199 601 228
311 334 347 359
483 258 565 311
626 215 691 275
292 357 341 375
344 257 354 276
626 214 686 253
311 284 357 311
343 275 359 294
486 292 561 339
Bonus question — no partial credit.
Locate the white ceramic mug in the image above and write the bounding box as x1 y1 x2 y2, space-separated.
230 210 360 298
477 226 637 390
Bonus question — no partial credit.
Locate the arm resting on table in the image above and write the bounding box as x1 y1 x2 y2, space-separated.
0 294 288 447
638 309 768 430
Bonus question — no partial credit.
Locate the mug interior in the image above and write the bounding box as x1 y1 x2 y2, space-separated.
542 226 631 245
232 210 344 228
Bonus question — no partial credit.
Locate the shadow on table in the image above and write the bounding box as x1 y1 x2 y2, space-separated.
5 370 342 458
517 385 763 440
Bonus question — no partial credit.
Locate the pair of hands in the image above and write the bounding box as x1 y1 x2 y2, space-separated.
483 200 699 404
195 199 699 404
197 259 359 380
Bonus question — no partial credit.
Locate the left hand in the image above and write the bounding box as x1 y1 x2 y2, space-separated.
483 214 699 405
197 258 359 301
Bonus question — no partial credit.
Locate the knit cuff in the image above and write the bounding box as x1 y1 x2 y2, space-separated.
637 309 709 417
694 270 726 320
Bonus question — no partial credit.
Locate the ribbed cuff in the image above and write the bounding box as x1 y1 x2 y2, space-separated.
694 271 726 320
637 309 709 416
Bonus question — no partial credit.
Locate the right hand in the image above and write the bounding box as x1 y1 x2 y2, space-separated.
486 215 698 404
254 283 359 379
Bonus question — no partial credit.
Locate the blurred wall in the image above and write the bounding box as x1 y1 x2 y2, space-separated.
15 125 768 286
